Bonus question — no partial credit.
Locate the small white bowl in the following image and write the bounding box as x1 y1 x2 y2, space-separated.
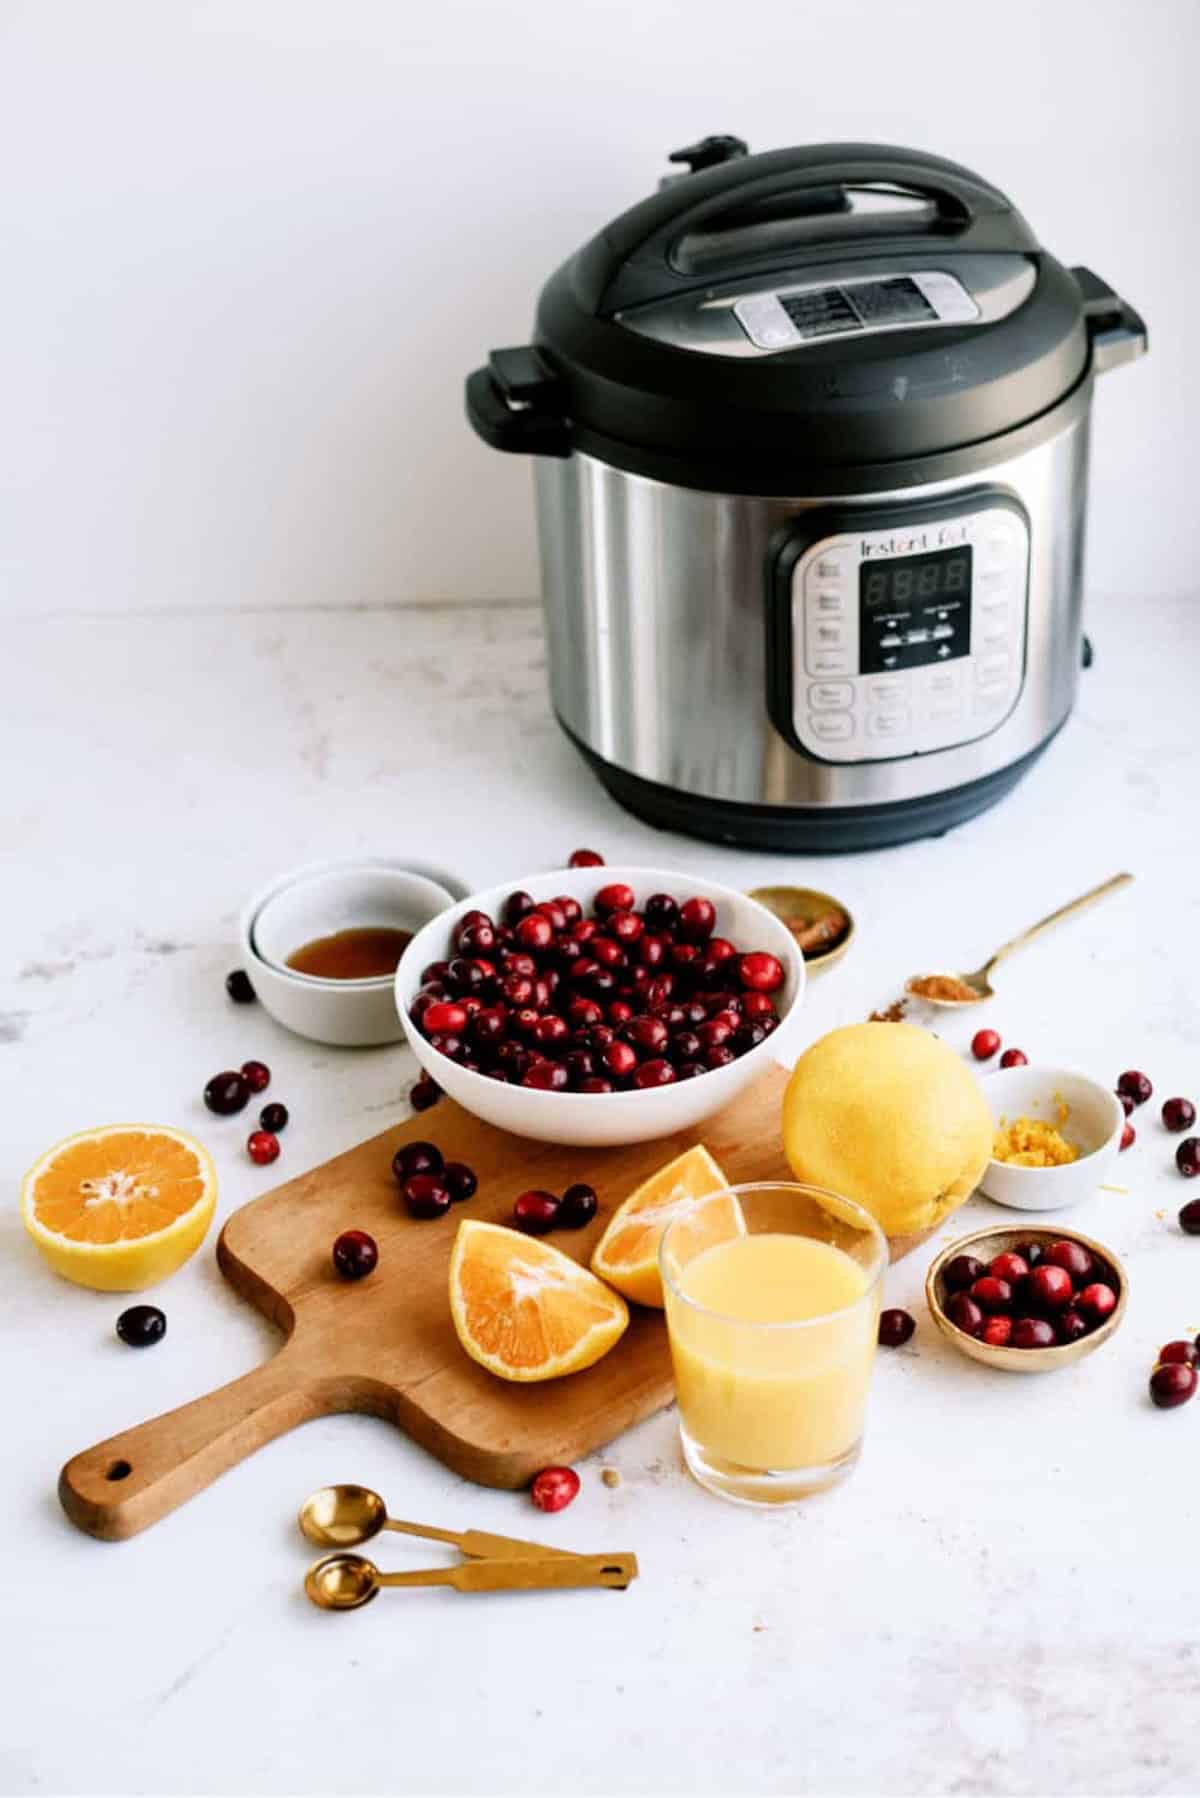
396 866 806 1147
240 860 457 1047
978 1065 1125 1212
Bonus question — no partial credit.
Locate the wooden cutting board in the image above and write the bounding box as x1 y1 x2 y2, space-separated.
59 1068 805 1540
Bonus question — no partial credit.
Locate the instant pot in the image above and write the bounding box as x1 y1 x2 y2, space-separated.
466 138 1147 851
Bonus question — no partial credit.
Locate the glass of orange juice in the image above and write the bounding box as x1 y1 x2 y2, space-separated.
659 1182 886 1506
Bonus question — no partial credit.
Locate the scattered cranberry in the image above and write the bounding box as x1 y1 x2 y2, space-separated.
393 1140 443 1182
259 1101 288 1133
943 1254 986 1292
568 848 604 867
1028 1264 1074 1310
988 1251 1029 1284
225 969 256 1004
999 1048 1028 1068
442 1161 478 1203
410 1076 441 1112
1011 1317 1056 1349
1056 1310 1088 1345
1176 1138 1200 1178
530 1465 580 1512
513 1190 560 1234
1163 1097 1197 1133
1158 1340 1200 1368
333 1230 378 1280
878 1308 915 1347
247 1130 280 1166
559 1182 598 1228
738 952 784 993
971 1028 1001 1061
1117 1069 1153 1107
981 1315 1013 1347
1117 1091 1135 1116
1120 1122 1136 1152
203 1070 250 1115
1076 1281 1117 1322
945 1292 984 1337
240 1059 271 1094
404 1174 452 1220
1043 1240 1093 1282
1149 1363 1197 1409
116 1304 167 1347
1179 1199 1200 1233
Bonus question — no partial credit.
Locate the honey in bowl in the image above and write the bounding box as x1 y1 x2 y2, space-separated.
286 926 412 981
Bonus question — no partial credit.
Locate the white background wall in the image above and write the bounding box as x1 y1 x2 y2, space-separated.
1 0 1195 618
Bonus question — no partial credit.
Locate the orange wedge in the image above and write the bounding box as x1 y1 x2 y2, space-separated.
590 1144 739 1307
449 1219 629 1382
21 1124 216 1291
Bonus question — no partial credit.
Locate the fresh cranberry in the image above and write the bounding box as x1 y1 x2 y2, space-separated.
591 937 626 970
504 950 538 976
456 908 493 938
633 1057 676 1089
421 959 451 985
1180 1199 1200 1233
706 937 738 964
332 1230 378 1279
696 1018 733 1051
625 1015 669 1056
942 1254 986 1292
577 1076 615 1093
523 1059 569 1091
970 1276 1013 1314
637 934 668 969
670 942 699 971
1117 1091 1136 1116
442 1161 478 1203
678 896 716 943
1162 1097 1196 1133
587 968 616 999
704 1044 737 1070
584 1025 615 1052
204 1070 250 1115
1158 1340 1200 1367
1014 1241 1043 1267
606 1000 634 1027
981 1315 1013 1347
471 1004 509 1046
1176 1138 1200 1177
559 1183 599 1228
456 921 497 958
608 910 644 943
988 1251 1029 1284
530 1465 580 1511
568 848 604 867
515 912 554 950
247 1130 279 1166
741 991 777 1022
410 1076 441 1112
554 895 583 927
738 951 785 993
511 1007 541 1040
1028 1264 1074 1309
447 958 488 996
535 899 567 934
645 975 675 1010
513 1190 560 1234
1043 1240 1094 1282
393 1140 444 1182
566 995 604 1035
116 1304 167 1347
603 1040 638 1080
999 1048 1028 1068
1076 1281 1117 1321
945 1293 984 1336
595 883 635 916
878 1308 915 1347
225 968 256 1004
534 1014 570 1054
644 894 679 931
1117 1069 1153 1106
1150 1363 1198 1409
676 1060 707 1081
502 890 535 927
1011 1317 1057 1349
971 1028 1001 1061
732 1023 768 1054
1121 1122 1136 1152
405 1174 452 1220
1056 1309 1089 1344
562 1050 595 1085
260 1102 288 1133
423 1000 468 1036
427 1031 466 1062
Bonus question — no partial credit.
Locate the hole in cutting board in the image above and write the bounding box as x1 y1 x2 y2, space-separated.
105 1460 132 1481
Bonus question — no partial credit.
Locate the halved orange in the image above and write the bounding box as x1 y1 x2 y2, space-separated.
21 1124 217 1291
590 1144 740 1307
449 1219 629 1382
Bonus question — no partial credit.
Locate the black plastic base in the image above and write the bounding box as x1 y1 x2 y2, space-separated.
562 719 1064 854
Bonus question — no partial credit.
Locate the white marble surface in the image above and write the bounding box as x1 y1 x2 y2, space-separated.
3 595 1200 1797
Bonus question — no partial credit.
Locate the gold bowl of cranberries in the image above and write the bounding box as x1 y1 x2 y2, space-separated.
395 866 805 1146
925 1224 1127 1372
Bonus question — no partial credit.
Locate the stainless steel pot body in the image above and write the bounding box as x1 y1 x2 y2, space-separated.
534 411 1090 825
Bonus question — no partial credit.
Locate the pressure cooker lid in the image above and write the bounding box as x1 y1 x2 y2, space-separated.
471 140 1142 481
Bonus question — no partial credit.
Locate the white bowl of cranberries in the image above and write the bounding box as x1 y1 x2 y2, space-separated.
395 865 805 1146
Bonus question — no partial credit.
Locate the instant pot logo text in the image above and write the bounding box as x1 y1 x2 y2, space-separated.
860 522 969 557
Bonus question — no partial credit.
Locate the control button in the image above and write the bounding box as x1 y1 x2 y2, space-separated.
925 668 961 695
977 653 1010 684
814 591 842 613
808 681 853 711
812 651 850 675
980 568 1010 591
814 621 844 645
927 702 963 725
867 709 910 739
982 621 1009 648
975 689 1010 717
808 712 854 741
982 596 1009 620
931 624 954 641
905 628 930 645
880 634 903 650
816 558 843 579
867 677 906 704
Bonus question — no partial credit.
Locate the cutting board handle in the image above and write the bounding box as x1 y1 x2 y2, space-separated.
59 1350 330 1541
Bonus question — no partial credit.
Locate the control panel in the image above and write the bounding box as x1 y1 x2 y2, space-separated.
734 270 979 351
772 497 1029 765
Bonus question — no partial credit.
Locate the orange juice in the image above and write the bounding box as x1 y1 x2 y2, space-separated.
664 1232 879 1472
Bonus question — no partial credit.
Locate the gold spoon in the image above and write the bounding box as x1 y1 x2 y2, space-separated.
298 1483 589 1561
904 872 1134 1008
305 1550 637 1610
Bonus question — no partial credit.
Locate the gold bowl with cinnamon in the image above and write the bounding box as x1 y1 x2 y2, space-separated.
746 886 854 973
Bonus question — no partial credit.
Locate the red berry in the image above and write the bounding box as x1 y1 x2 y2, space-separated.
878 1308 915 1347
970 1276 1013 1314
1120 1121 1136 1151
410 1076 441 1112
644 894 679 931
515 912 554 950
332 1230 378 1280
522 1059 569 1091
738 951 785 993
1056 1309 1089 1345
577 1076 614 1093
423 1001 469 1036
1176 1138 1200 1177
971 1028 1001 1061
1158 1340 1200 1367
404 1173 452 1219
240 1059 271 1093
1043 1239 1094 1282
742 991 777 1022
633 1057 677 1089
705 1043 736 1070
559 1183 598 1228
594 883 635 916
568 848 604 867
247 1130 279 1166
260 1102 288 1133
1150 1363 1197 1409
1011 1316 1056 1349
626 1015 669 1055
530 1465 580 1512
1117 1091 1136 1116
1076 1281 1117 1321
988 1251 1029 1283
204 1070 250 1115
676 1061 707 1081
534 1014 570 1053
1117 1069 1153 1106
1180 1199 1200 1233
603 1040 638 1080
442 1161 478 1203
225 969 256 1004
999 1048 1028 1068
981 1315 1013 1347
944 1292 984 1337
513 1190 560 1234
608 910 644 943
502 890 535 927
1163 1097 1197 1133
677 896 716 943
943 1254 986 1292
1028 1264 1074 1309
637 934 668 969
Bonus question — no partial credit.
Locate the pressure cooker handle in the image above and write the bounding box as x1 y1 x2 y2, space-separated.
1071 266 1148 374
465 347 571 458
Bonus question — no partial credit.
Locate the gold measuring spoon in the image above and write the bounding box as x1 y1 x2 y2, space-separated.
904 871 1134 1008
298 1484 589 1561
305 1550 637 1610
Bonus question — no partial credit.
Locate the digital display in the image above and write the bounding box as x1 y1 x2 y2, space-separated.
850 277 937 325
858 546 973 675
861 548 971 611
779 276 938 340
